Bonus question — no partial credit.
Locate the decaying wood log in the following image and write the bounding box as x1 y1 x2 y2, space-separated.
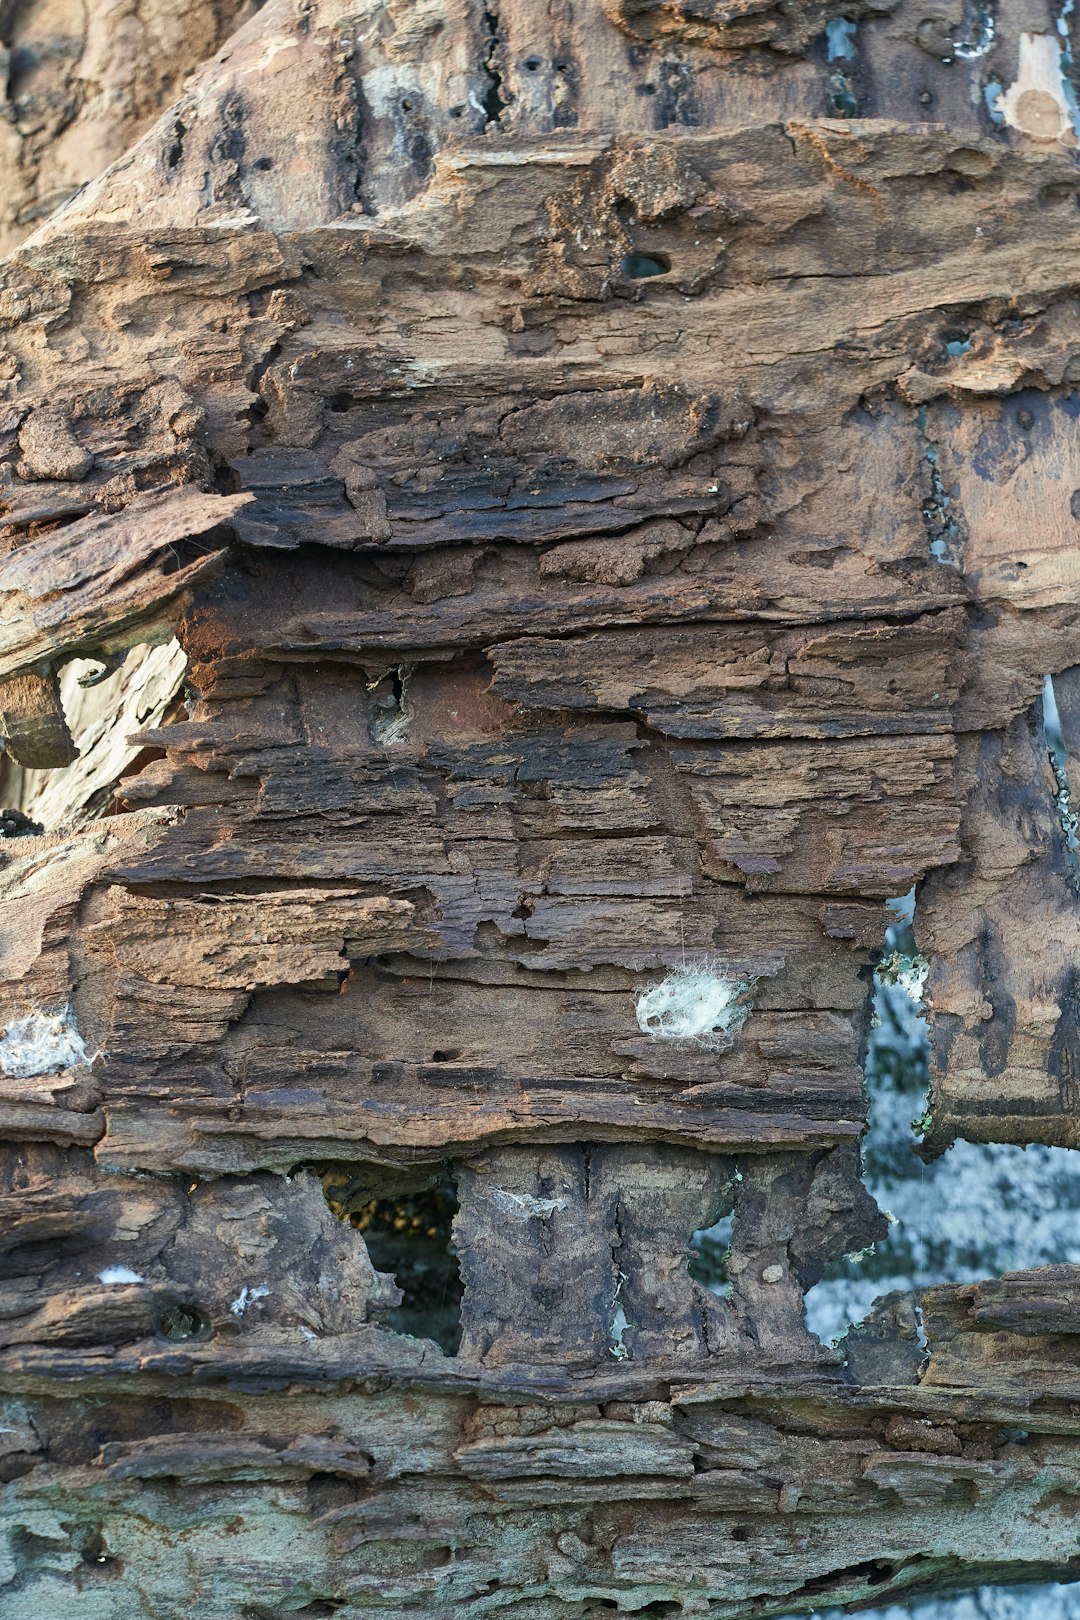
4 1 1080 1614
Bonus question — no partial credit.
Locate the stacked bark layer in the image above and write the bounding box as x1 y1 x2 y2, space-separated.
3 1 1080 1614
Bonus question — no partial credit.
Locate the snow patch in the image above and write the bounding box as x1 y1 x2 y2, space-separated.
98 1267 145 1285
0 1005 87 1078
635 967 752 1048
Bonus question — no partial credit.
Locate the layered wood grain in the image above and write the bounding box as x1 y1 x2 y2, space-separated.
3 0 1080 1613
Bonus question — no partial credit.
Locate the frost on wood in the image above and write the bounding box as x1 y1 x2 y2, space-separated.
4 0 1080 1615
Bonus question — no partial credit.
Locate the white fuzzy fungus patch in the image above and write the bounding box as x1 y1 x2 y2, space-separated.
0 1005 87 1078
98 1267 145 1285
635 968 752 1048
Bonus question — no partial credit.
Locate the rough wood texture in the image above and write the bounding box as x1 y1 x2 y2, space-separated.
3 0 1080 1614
0 0 264 255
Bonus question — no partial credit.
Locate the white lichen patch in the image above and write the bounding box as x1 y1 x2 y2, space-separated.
635 967 753 1048
0 1005 87 1079
875 950 928 1004
98 1267 145 1285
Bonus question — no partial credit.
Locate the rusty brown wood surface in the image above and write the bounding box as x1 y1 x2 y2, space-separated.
3 1 1080 1614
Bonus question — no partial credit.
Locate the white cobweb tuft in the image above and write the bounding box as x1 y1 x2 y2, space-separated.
635 967 753 1049
0 1005 87 1078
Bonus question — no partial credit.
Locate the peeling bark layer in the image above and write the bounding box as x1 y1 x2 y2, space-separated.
3 0 1080 1614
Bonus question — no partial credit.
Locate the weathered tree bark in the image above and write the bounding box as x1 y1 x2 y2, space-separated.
0 0 264 255
3 1 1080 1614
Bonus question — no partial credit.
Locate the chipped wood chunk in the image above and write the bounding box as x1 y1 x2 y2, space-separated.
0 668 77 768
0 488 250 682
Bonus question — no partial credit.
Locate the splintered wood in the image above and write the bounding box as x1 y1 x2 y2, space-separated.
2 1 1080 1614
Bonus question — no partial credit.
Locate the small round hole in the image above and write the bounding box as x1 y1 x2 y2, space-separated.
157 1304 205 1342
622 251 671 280
253 156 273 171
523 56 542 71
